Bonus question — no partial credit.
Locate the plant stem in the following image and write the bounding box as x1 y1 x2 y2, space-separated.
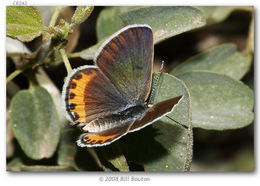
6 63 31 84
27 71 38 89
68 52 81 58
6 52 24 57
60 48 72 74
49 7 62 27
6 69 23 84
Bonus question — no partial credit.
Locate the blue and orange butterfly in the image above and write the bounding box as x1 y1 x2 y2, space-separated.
62 25 183 147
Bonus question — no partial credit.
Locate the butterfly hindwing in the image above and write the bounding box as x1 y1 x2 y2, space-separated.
77 119 135 147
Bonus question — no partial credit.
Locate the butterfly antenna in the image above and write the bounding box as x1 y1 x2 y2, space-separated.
148 61 165 105
165 115 188 129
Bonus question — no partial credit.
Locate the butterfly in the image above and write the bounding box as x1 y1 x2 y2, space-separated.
62 24 183 147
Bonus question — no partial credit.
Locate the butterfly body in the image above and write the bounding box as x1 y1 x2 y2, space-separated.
81 104 145 133
62 24 183 147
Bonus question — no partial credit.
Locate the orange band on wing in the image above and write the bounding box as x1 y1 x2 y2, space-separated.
78 120 134 147
66 72 97 122
64 67 129 124
80 133 119 145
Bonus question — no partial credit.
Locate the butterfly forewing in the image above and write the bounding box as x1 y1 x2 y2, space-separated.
129 95 183 132
95 25 154 104
62 66 128 124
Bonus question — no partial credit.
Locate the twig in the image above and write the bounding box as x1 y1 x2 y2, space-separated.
49 7 62 27
60 48 72 74
6 52 24 57
6 63 31 84
68 52 81 58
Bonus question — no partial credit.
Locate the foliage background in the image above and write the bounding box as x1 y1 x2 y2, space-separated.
6 6 254 171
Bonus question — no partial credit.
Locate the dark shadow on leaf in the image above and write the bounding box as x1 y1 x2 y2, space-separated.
75 147 103 171
121 120 185 166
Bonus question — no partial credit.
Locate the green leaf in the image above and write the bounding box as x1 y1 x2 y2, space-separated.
6 6 44 42
35 68 68 126
21 165 73 171
7 158 23 172
97 142 129 171
171 44 250 80
96 6 136 41
57 128 78 170
9 86 60 160
120 6 206 44
71 6 94 26
195 6 253 25
37 6 57 26
195 6 234 24
194 6 216 20
79 40 103 60
80 6 206 61
176 71 254 130
123 73 193 171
